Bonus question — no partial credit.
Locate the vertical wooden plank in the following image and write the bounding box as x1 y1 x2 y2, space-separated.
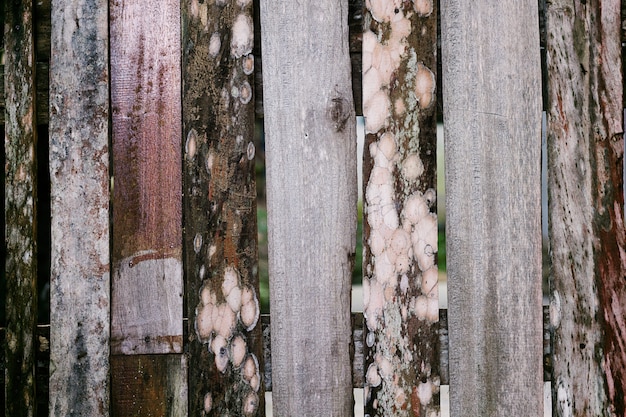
441 1 544 415
182 0 264 415
109 0 183 355
4 1 37 415
260 0 356 415
545 1 626 415
48 0 110 414
361 1 439 416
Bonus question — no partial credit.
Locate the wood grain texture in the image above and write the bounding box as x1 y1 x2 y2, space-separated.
109 0 183 355
111 354 187 417
545 1 626 415
441 1 544 415
4 1 38 415
361 1 439 415
260 0 357 414
182 0 264 415
48 0 110 415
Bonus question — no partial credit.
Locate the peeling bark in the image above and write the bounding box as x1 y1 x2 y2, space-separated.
546 1 626 415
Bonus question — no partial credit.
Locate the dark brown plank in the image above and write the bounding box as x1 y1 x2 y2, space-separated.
361 1 440 416
546 1 626 415
109 0 183 355
4 1 38 415
182 0 264 415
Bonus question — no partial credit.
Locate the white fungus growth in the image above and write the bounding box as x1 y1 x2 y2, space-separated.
246 142 255 160
243 354 260 391
413 0 434 16
243 391 259 416
231 14 254 58
230 334 247 367
193 233 203 254
239 81 252 104
416 380 434 405
211 335 229 373
222 267 239 298
401 154 424 181
203 392 212 413
242 54 255 75
364 90 391 134
209 33 221 58
366 0 402 23
366 363 382 387
414 63 435 109
186 128 198 160
421 267 438 296
240 286 259 331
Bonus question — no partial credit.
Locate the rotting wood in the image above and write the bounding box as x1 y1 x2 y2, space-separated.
0 64 49 125
111 354 187 416
260 0 357 414
48 0 110 414
361 1 439 416
546 1 626 415
4 1 38 416
182 0 264 415
109 0 183 356
441 0 544 415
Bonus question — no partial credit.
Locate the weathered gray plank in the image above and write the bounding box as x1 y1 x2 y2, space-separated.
48 0 110 414
545 1 626 415
361 1 439 415
182 0 264 415
4 1 38 415
260 0 357 414
0 64 49 125
109 0 183 356
441 1 544 415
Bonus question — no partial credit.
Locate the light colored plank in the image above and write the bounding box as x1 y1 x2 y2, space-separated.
4 1 38 415
48 0 110 414
441 1 544 415
545 1 626 415
182 0 264 415
109 0 183 355
260 0 357 414
361 1 440 416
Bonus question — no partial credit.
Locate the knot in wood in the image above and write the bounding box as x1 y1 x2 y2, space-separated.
329 95 351 132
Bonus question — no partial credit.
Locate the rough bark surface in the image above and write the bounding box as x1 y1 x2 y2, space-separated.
182 0 264 415
441 1 544 415
546 1 626 415
4 1 38 416
260 0 357 415
361 1 439 416
109 0 183 355
48 0 110 415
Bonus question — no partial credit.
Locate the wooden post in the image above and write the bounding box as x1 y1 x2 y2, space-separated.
109 0 185 413
441 1 544 415
4 1 38 415
182 0 264 415
545 1 626 415
361 1 439 416
48 0 111 415
260 0 357 415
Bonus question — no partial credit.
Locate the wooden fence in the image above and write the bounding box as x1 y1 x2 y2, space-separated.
2 0 625 416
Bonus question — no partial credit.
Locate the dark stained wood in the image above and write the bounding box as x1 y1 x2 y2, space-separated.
0 64 49 125
182 0 264 415
361 1 439 415
109 0 183 355
111 355 187 416
441 0 544 415
546 1 626 415
4 1 38 415
48 0 111 415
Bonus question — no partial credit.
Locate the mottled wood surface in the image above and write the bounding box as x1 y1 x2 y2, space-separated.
4 1 38 415
48 0 111 415
182 0 264 415
545 1 626 415
109 0 183 355
441 0 544 415
260 0 357 414
361 1 440 415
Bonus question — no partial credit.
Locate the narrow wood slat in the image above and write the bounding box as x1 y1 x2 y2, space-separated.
0 64 49 125
260 0 357 414
361 1 439 415
182 0 264 415
545 1 626 415
4 1 38 415
48 0 110 414
109 0 183 356
441 1 544 415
